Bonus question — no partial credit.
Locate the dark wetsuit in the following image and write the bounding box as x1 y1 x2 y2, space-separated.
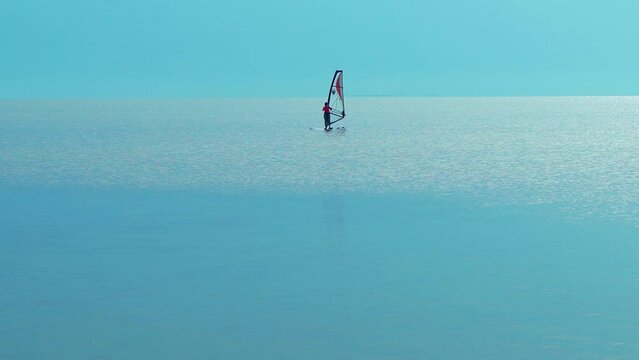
323 105 331 129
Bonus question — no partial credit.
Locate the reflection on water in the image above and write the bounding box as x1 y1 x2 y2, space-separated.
2 97 639 223
322 194 345 240
2 189 638 359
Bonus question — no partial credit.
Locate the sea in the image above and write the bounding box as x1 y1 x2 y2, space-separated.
1 97 639 359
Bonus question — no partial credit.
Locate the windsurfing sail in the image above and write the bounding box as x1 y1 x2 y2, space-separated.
327 70 345 124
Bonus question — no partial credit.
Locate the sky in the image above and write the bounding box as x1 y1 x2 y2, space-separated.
2 0 639 98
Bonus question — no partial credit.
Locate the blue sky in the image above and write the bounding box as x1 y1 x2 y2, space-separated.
2 0 639 98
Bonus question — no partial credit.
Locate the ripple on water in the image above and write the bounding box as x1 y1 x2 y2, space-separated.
2 97 639 222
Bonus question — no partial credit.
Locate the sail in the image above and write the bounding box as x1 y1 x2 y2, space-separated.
327 70 345 124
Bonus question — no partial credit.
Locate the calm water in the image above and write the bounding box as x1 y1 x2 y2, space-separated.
1 97 639 359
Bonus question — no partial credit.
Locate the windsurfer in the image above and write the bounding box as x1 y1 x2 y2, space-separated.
323 102 332 130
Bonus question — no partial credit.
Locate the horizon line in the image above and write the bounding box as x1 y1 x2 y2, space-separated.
2 94 639 101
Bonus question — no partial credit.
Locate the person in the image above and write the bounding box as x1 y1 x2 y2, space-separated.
322 102 332 131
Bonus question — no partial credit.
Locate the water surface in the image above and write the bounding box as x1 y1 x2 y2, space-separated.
1 97 639 359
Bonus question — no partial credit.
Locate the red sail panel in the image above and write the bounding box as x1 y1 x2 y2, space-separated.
335 72 343 100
